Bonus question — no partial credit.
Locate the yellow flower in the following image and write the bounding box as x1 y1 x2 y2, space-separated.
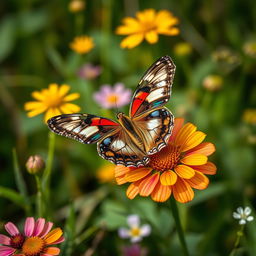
116 9 179 49
96 163 115 183
69 0 85 13
174 42 192 56
70 36 94 54
243 109 256 125
202 75 223 91
24 83 81 123
243 41 256 58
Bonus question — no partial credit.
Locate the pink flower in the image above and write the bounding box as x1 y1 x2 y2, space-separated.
0 217 65 256
93 83 132 109
122 244 148 256
77 63 102 80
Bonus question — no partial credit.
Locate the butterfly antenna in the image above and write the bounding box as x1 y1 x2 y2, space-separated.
114 97 120 116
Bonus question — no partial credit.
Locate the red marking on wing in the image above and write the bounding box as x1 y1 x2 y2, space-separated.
91 118 119 126
131 91 149 117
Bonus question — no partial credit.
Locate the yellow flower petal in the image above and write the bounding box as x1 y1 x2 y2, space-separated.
44 108 55 123
181 131 206 152
49 83 58 95
181 154 208 166
27 105 47 117
169 117 184 141
44 228 63 245
175 123 197 146
60 103 81 113
24 101 45 111
172 178 194 203
115 165 130 177
174 165 195 179
186 171 209 190
145 31 159 44
63 93 80 102
120 34 144 49
160 170 177 185
139 173 159 197
151 181 172 202
126 181 140 199
125 167 152 182
136 9 156 23
58 84 70 97
31 91 45 101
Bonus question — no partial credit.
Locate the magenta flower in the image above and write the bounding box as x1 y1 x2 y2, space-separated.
122 244 148 256
0 217 65 256
93 83 132 109
77 63 102 80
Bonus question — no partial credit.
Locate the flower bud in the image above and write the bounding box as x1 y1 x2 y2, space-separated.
173 42 192 56
69 0 85 13
26 155 45 175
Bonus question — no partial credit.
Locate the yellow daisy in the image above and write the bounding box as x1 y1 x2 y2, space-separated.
96 163 115 183
24 83 81 123
116 9 179 49
70 35 94 54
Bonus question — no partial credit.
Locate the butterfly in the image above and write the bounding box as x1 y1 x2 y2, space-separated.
47 56 176 167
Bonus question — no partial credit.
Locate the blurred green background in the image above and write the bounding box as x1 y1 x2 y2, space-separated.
0 0 256 255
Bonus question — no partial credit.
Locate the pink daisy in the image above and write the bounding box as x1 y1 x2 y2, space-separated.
77 63 102 80
0 217 65 256
93 83 132 109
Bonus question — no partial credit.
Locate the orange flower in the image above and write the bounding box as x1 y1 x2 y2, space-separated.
115 118 216 203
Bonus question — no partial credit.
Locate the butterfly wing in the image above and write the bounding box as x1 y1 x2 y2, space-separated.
129 55 175 118
47 113 148 167
97 130 149 167
47 114 120 144
133 107 174 155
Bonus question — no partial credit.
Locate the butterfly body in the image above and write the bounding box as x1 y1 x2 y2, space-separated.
48 56 176 167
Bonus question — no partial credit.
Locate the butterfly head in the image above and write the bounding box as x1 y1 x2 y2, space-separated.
116 112 125 121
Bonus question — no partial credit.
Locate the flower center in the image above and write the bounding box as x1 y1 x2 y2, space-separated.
107 94 118 104
130 227 141 237
149 143 181 172
10 234 25 248
141 21 156 32
45 95 63 108
22 237 45 256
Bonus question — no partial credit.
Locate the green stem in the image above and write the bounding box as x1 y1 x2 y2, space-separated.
229 225 245 256
35 175 43 217
170 197 189 256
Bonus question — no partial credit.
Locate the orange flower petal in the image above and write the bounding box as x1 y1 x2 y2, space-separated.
43 247 60 255
180 131 206 152
186 171 209 190
186 142 216 156
115 174 127 185
139 173 160 196
126 181 141 199
172 178 194 203
151 181 172 202
174 165 195 179
181 154 207 166
125 167 152 182
44 228 63 245
160 170 177 185
175 123 197 146
193 162 217 175
115 165 130 177
120 34 144 49
169 118 184 142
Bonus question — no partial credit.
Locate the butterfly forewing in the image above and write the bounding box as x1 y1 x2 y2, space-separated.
133 107 174 155
47 114 120 144
129 56 175 118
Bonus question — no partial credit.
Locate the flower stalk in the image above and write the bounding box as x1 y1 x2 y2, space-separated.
170 197 189 256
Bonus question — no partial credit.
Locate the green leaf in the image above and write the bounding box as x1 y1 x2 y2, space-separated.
0 186 26 208
0 16 16 62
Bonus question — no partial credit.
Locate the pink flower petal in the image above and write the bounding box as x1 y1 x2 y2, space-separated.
113 83 125 93
33 218 46 236
100 85 112 95
0 235 11 245
39 222 53 238
24 217 35 237
4 222 19 236
0 246 16 256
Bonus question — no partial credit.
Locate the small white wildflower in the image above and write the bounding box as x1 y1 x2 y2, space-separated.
233 207 254 225
118 214 151 243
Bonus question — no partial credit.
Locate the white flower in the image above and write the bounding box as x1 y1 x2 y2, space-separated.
233 207 254 225
118 214 151 243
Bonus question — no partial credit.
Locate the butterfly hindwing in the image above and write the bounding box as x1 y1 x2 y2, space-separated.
129 56 175 118
133 107 174 155
47 114 120 144
97 130 149 167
